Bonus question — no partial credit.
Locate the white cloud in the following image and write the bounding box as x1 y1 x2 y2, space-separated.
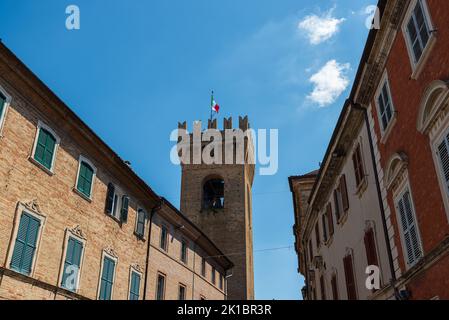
298 9 345 45
307 60 350 107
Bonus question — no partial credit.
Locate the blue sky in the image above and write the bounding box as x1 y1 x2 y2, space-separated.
0 0 374 299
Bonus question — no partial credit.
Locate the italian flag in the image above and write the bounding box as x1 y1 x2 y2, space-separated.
211 93 220 113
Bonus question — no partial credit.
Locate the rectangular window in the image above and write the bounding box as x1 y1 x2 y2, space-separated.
156 273 166 300
211 267 216 285
76 161 94 198
160 226 168 251
315 224 320 248
219 274 224 290
437 134 449 196
376 80 395 132
340 175 349 211
397 189 423 267
321 215 328 243
135 209 145 238
178 284 186 300
61 237 83 291
201 257 206 277
406 0 431 63
331 274 339 300
10 212 41 275
326 203 334 237
99 256 116 300
34 127 57 170
181 240 188 264
308 240 314 262
0 92 6 125
129 271 141 300
364 228 379 268
121 196 129 223
343 254 357 300
352 145 365 187
320 275 326 300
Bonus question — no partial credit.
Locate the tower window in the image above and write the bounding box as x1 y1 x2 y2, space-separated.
203 179 224 209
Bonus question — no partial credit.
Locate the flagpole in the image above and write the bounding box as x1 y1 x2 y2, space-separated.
210 90 214 122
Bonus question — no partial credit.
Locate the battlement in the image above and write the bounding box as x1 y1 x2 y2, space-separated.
178 116 250 132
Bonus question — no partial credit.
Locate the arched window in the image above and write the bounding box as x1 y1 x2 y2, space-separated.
203 178 224 209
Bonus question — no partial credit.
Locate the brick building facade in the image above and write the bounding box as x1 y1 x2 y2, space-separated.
290 0 449 300
0 42 232 300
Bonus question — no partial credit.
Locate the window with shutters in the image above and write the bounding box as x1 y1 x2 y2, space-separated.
9 211 43 276
314 223 320 248
178 283 187 300
375 76 396 135
156 273 166 300
160 225 169 251
319 275 326 300
31 122 60 173
180 239 188 264
343 253 357 300
211 266 216 285
326 203 334 241
219 274 224 290
435 133 449 217
395 188 423 268
75 156 96 200
331 274 339 300
135 208 146 239
403 0 433 72
98 254 116 300
352 144 366 188
61 236 84 292
334 175 349 224
364 227 379 268
0 89 10 131
129 269 141 300
104 183 129 223
321 214 328 243
201 257 207 277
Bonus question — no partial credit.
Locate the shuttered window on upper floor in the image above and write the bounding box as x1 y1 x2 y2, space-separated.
77 161 94 198
343 254 357 300
326 203 334 237
377 80 395 132
364 228 379 268
135 208 145 238
352 145 365 187
129 270 141 301
99 256 115 300
406 0 431 64
10 212 41 275
0 92 6 123
437 134 449 197
34 128 57 170
321 214 328 243
396 189 423 267
61 237 83 291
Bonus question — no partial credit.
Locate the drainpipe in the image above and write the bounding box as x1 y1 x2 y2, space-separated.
143 198 163 300
352 103 398 299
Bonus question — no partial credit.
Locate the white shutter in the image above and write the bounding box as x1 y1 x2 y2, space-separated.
397 190 422 266
437 137 449 195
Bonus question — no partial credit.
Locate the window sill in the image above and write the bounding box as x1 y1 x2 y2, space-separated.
410 34 436 80
72 187 92 203
105 212 123 225
28 157 54 176
380 115 397 144
355 178 368 198
134 232 146 241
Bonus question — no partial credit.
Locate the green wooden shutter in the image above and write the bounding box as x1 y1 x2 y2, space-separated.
136 209 145 237
129 272 141 300
10 212 40 275
77 162 94 197
34 128 56 170
0 93 5 120
105 183 115 214
99 256 115 300
61 237 83 290
121 196 129 223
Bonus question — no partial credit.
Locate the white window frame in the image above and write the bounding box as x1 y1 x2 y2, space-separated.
156 272 167 300
96 250 118 300
0 84 12 136
30 120 61 175
128 266 142 300
393 176 423 269
108 184 124 221
58 228 86 293
6 201 46 277
74 155 97 201
375 71 397 143
401 0 436 79
430 124 449 223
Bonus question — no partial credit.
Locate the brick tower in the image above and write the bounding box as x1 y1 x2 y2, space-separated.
178 116 255 300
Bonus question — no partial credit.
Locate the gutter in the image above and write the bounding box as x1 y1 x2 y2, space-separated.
352 103 398 300
143 198 163 300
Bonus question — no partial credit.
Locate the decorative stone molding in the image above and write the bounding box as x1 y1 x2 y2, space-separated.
69 225 86 240
24 199 42 214
417 80 449 134
384 152 409 191
104 247 118 259
131 263 144 274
